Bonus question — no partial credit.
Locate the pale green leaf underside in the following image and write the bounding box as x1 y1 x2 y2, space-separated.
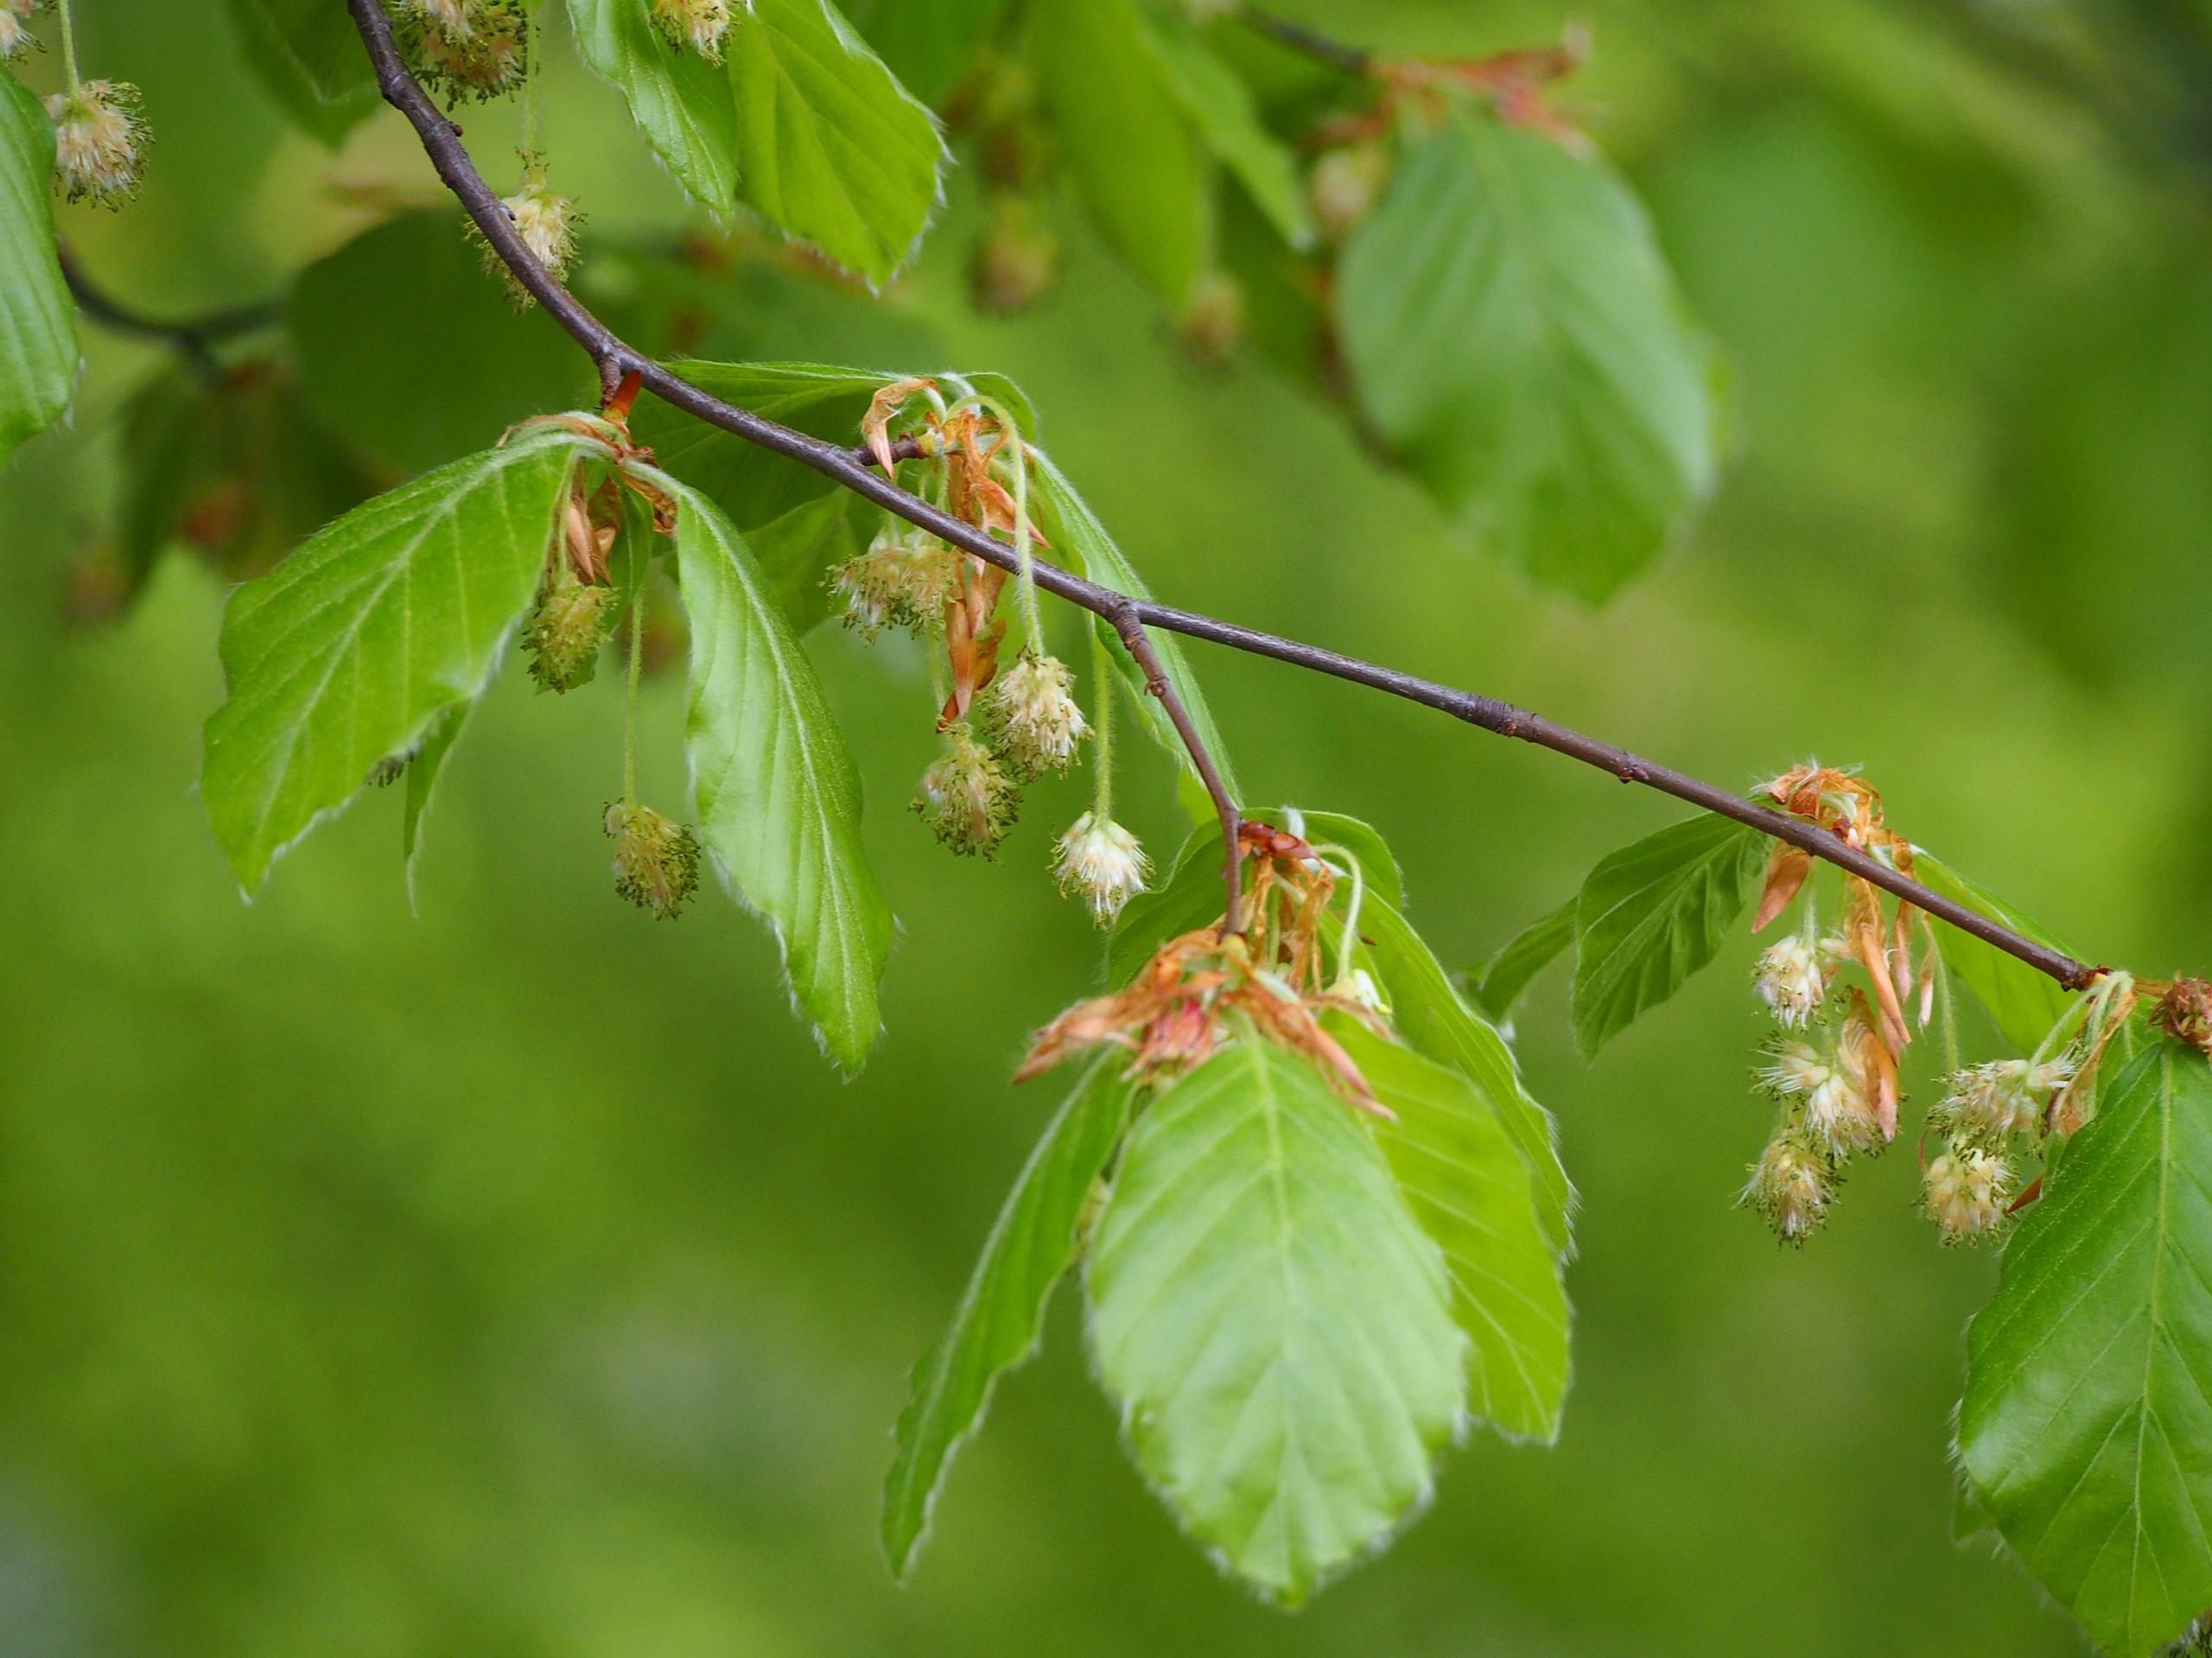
1571 812 1767 1058
1342 1026 1571 1443
729 0 947 284
1086 1039 1466 1604
202 431 591 893
1135 0 1313 249
882 1061 1133 1578
401 699 470 894
667 477 894 1071
1911 848 2079 1055
1960 1040 2212 1658
1031 0 1203 304
0 73 77 471
1353 894 1574 1260
1338 108 1719 603
567 0 741 206
1029 449 1243 807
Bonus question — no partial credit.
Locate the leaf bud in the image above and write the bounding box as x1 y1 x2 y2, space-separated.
982 651 1088 781
914 721 1018 858
605 802 701 920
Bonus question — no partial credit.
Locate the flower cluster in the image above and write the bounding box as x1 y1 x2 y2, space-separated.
606 802 700 920
397 0 527 104
1917 1054 2075 1246
830 526 959 640
1053 812 1149 926
913 722 1019 859
47 79 147 206
982 651 1088 781
1743 987 1892 1244
479 161 582 305
523 570 618 692
0 0 42 61
651 0 734 60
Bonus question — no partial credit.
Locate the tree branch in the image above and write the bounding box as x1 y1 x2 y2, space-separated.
1233 3 1372 76
343 0 2099 995
59 247 279 375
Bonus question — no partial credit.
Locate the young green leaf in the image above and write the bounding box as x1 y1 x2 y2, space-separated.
664 475 895 1070
202 429 593 893
742 488 863 634
0 73 78 472
1339 1024 1571 1443
1959 1039 2212 1658
1030 0 1204 304
1472 894 1578 1024
1911 848 2080 1055
567 0 741 207
1028 449 1243 807
1338 108 1720 602
1571 813 1768 1058
839 0 1007 106
728 0 949 285
1134 0 1314 249
1354 894 1575 1260
882 1060 1134 1579
1085 1038 1466 1604
401 699 470 896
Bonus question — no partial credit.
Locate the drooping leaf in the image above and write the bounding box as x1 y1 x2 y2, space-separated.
202 429 593 893
1028 448 1242 807
1472 895 1578 1024
1960 1039 2212 1658
0 73 77 472
1570 813 1769 1058
839 0 1008 106
289 213 586 475
1339 1024 1570 1443
664 474 895 1070
1355 893 1574 1260
1085 1038 1466 1604
568 0 741 207
1134 0 1314 249
1912 848 2079 1055
883 1060 1133 1579
1338 106 1720 602
1030 0 1204 304
728 0 949 284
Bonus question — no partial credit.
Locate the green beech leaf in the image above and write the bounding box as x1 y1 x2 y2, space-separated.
728 0 948 284
1028 449 1242 807
1338 107 1719 602
0 73 77 472
1960 1039 2212 1658
1031 0 1204 303
1134 0 1313 249
290 213 586 475
202 429 593 893
664 474 895 1070
1472 895 1577 1024
568 0 741 206
1339 1024 1570 1442
742 488 863 633
1911 848 2079 1055
1085 1039 1465 1604
1354 894 1574 1260
1570 813 1768 1058
883 1061 1134 1579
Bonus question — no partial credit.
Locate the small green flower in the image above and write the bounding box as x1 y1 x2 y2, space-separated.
606 802 701 920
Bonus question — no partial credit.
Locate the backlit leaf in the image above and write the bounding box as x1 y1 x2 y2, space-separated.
1472 895 1577 1025
1960 1039 2212 1658
0 73 76 472
883 1060 1133 1578
1135 0 1313 249
1338 107 1719 602
664 475 895 1070
1085 1039 1465 1603
202 429 593 893
1341 1025 1571 1442
1912 848 2079 1055
568 0 741 206
1570 813 1767 1058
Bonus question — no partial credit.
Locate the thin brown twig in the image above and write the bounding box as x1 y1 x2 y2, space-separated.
58 247 280 376
343 0 2099 996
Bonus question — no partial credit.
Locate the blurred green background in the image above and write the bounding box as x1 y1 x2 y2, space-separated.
4 0 2210 1651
